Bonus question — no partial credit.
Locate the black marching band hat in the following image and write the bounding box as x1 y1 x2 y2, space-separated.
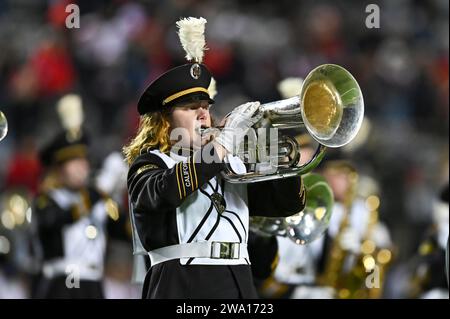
40 94 89 167
40 131 89 167
137 17 214 115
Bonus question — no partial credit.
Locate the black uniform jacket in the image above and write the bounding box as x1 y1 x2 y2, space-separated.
33 186 128 299
128 147 306 299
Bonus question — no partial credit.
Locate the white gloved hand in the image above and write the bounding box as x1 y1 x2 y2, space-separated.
96 152 128 200
339 227 361 254
214 102 262 155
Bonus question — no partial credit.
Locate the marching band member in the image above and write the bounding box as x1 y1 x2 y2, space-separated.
33 94 123 298
317 159 393 298
124 17 306 299
257 77 392 299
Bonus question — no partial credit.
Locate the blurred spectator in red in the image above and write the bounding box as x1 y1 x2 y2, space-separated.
47 0 75 30
204 43 235 80
5 137 42 195
30 39 76 97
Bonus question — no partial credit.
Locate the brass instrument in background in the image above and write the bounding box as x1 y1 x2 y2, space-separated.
356 195 393 299
0 111 7 142
203 64 364 184
318 165 393 299
317 162 358 292
250 173 334 245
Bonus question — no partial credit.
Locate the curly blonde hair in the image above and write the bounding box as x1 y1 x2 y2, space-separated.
123 111 172 165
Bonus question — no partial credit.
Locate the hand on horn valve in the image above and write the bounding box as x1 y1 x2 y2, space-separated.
214 101 261 155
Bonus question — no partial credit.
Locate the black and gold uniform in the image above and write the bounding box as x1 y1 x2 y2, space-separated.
127 17 306 299
33 130 127 298
128 146 305 298
127 60 306 298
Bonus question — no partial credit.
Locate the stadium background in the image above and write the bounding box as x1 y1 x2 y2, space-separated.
0 0 448 298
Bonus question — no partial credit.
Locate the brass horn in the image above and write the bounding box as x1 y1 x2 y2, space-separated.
211 64 364 183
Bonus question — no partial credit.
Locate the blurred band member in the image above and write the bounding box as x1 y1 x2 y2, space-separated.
33 95 122 298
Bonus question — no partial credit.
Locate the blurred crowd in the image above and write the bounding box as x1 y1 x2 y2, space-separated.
0 0 448 298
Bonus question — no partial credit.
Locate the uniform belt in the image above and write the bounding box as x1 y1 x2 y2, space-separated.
148 241 248 267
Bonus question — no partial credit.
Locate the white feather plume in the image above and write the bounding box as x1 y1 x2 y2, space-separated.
176 17 207 63
277 77 304 99
57 94 84 141
208 77 217 99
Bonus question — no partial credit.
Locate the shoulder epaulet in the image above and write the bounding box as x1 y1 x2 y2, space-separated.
104 197 120 221
131 152 167 177
136 163 160 176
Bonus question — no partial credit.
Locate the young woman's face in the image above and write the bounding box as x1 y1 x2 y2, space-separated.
169 100 212 148
59 157 90 190
322 168 350 202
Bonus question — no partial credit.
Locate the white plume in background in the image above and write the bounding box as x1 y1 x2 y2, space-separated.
176 17 208 63
277 77 304 99
208 77 217 99
57 94 84 132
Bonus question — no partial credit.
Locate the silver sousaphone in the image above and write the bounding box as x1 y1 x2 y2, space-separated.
210 64 364 183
